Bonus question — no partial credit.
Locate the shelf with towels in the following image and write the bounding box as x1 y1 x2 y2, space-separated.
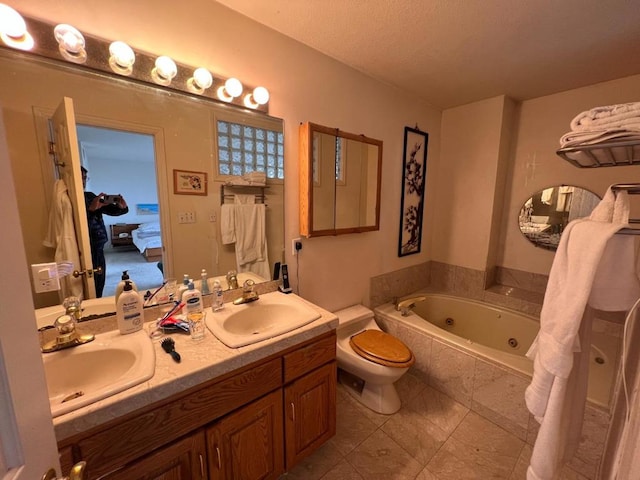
556 139 640 168
220 182 267 204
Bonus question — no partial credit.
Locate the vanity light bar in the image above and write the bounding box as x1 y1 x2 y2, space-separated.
0 6 270 113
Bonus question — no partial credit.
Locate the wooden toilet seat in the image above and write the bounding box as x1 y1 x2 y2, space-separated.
349 330 415 368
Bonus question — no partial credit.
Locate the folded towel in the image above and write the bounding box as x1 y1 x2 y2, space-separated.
560 129 640 148
570 102 640 131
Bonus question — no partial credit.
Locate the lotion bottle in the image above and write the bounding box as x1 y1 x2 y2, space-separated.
177 274 190 301
116 280 143 334
115 270 137 302
183 280 203 315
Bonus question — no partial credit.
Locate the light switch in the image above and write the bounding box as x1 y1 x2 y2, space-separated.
31 262 61 293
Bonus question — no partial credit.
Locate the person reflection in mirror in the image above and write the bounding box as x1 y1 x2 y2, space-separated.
82 166 129 297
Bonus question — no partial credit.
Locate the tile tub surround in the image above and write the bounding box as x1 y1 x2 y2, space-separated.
370 262 544 316
375 314 610 480
281 376 589 480
47 292 337 441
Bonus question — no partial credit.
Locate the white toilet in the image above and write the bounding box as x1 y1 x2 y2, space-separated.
335 304 415 414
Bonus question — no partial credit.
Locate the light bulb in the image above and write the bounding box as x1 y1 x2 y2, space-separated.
244 86 270 108
217 77 243 102
109 41 135 75
54 24 86 63
188 67 213 94
225 78 243 97
152 55 177 86
0 4 34 50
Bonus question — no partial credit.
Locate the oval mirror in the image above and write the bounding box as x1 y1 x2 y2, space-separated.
518 185 601 251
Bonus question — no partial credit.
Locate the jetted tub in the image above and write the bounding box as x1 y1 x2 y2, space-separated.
374 293 618 409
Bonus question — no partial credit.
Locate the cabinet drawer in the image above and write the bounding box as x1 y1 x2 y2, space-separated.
283 332 336 383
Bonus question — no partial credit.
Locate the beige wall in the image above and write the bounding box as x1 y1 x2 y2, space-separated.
499 74 640 275
8 0 442 312
432 96 513 271
7 0 640 313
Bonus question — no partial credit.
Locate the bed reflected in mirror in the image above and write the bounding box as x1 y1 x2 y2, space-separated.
518 186 601 251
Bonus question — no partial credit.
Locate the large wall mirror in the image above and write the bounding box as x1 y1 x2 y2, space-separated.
0 48 284 310
518 185 600 250
299 122 382 237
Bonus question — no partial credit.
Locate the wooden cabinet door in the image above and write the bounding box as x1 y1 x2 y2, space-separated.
284 361 337 468
98 431 207 480
206 390 284 480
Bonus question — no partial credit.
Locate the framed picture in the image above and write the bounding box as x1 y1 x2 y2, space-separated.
398 126 429 256
173 169 207 195
136 203 159 215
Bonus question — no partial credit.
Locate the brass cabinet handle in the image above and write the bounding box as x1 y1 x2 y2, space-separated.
199 453 205 478
290 402 295 422
216 446 221 470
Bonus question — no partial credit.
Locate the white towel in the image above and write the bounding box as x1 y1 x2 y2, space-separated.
234 194 255 204
220 204 235 244
560 129 640 148
525 186 639 480
570 102 640 131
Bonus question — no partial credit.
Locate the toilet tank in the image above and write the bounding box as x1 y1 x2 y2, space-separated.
334 304 374 328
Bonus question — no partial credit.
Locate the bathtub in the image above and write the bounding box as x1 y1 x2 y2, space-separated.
374 293 617 409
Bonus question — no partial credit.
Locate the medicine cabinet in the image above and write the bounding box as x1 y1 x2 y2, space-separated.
299 122 382 237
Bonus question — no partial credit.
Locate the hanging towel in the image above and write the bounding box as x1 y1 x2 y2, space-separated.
220 204 236 244
234 193 255 204
525 186 639 480
43 179 83 298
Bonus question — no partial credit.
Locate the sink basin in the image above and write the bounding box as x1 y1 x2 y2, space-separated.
42 329 155 417
206 292 321 348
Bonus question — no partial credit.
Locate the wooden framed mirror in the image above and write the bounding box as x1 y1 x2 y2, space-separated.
299 122 382 237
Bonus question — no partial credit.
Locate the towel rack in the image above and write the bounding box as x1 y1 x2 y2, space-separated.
220 182 267 205
611 183 640 235
557 139 640 168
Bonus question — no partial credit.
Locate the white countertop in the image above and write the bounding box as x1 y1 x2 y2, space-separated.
53 295 338 442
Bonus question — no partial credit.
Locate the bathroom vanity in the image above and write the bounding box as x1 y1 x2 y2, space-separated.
52 303 338 479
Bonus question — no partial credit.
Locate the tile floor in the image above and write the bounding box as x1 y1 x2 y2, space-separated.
280 372 589 480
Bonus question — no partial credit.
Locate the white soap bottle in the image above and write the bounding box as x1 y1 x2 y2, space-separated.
115 270 137 302
200 269 210 295
116 280 144 334
177 274 190 301
212 279 224 311
183 280 203 315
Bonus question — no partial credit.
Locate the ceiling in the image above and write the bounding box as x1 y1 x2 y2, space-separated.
215 0 640 110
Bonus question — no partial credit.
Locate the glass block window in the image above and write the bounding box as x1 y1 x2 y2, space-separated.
217 119 284 179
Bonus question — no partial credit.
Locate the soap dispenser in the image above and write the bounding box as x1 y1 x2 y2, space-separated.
177 274 190 301
115 270 137 302
116 280 143 334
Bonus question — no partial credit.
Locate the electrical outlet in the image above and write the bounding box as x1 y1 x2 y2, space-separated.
291 238 302 256
178 211 196 224
31 262 60 293
209 211 216 222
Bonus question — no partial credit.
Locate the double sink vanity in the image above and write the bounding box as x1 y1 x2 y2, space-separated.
39 290 338 479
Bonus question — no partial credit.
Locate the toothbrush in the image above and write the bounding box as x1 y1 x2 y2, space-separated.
161 301 185 322
145 280 168 306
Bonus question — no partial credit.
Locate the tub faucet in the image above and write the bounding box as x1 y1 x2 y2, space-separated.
395 296 427 317
233 279 260 305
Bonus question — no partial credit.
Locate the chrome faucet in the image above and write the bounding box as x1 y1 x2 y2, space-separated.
394 295 427 317
226 270 239 290
233 279 260 305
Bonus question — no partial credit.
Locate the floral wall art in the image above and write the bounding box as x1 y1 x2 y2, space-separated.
398 126 429 256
